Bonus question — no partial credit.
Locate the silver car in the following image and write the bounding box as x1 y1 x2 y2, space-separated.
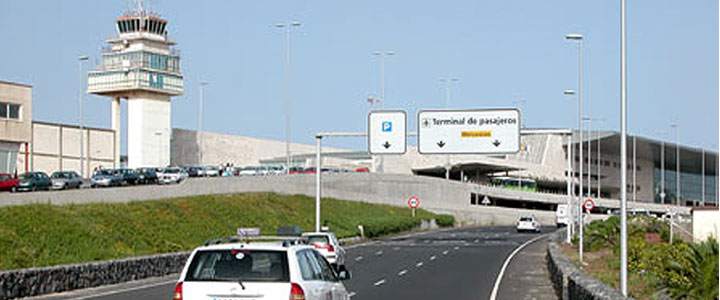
50 171 84 190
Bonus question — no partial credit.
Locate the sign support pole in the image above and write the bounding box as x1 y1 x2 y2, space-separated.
315 135 322 233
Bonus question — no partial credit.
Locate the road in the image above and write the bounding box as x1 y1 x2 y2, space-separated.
29 226 550 300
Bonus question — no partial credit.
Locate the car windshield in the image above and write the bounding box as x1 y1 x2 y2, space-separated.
164 168 180 174
19 173 33 180
306 235 329 245
184 250 289 282
51 172 68 178
96 170 113 176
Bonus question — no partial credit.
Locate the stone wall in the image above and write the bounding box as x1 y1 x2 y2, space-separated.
0 252 188 300
546 231 634 300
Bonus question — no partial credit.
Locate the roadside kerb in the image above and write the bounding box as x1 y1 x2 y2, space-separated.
546 230 634 300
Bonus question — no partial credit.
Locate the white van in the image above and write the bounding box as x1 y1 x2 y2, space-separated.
556 204 570 227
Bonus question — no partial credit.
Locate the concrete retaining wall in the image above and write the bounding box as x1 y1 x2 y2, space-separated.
0 252 188 300
0 173 685 224
546 231 634 300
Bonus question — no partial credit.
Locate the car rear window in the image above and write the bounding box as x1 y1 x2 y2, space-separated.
306 235 329 245
520 217 534 222
184 250 289 282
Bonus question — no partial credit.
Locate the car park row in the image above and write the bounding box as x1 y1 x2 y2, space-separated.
0 165 371 193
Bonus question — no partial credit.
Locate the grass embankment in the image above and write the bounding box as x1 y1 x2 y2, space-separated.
562 216 718 300
0 193 452 271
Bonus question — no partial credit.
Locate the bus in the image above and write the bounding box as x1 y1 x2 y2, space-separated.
490 176 538 192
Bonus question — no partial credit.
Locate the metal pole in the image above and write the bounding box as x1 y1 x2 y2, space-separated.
577 38 585 264
567 134 573 243
597 130 601 199
633 136 636 202
702 149 705 206
278 22 300 174
380 54 385 109
661 140 666 204
587 118 591 198
198 81 207 165
620 0 629 294
675 125 680 206
315 135 322 232
78 56 88 176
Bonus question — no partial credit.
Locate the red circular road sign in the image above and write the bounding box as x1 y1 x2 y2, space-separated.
583 198 595 211
407 196 420 209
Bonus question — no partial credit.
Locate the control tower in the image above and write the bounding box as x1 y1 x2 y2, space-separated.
87 1 183 168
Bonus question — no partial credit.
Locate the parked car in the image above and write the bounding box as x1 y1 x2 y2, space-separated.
0 173 19 192
202 166 220 177
186 166 202 177
15 172 52 192
288 167 304 175
516 215 541 233
114 168 141 185
91 169 123 188
136 168 158 184
50 171 84 190
174 238 351 300
158 167 188 184
238 166 261 176
355 167 370 173
302 231 346 270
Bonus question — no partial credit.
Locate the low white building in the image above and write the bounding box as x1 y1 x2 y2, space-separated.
692 207 719 242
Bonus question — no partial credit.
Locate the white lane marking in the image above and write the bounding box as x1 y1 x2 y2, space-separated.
374 279 386 286
355 256 363 261
453 246 460 250
393 247 400 251
64 279 177 300
348 292 357 298
442 250 449 255
415 261 424 267
474 239 480 243
488 234 546 300
398 269 408 276
429 255 436 261
375 250 383 256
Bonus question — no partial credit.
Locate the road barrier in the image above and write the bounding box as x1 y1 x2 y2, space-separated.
0 252 189 300
546 231 634 300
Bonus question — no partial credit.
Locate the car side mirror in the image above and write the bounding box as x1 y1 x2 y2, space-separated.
337 269 351 281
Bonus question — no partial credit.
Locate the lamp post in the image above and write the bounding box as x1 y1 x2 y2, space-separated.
564 88 583 262
276 21 301 174
78 55 89 177
671 123 680 206
701 149 705 206
620 0 629 293
661 138 666 204
198 81 209 165
440 78 458 180
373 51 395 109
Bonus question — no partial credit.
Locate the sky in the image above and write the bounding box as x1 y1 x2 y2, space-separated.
0 0 717 153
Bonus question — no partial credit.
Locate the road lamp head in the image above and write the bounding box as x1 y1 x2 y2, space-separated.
565 33 584 41
78 55 89 61
199 80 209 86
563 89 576 95
291 21 301 27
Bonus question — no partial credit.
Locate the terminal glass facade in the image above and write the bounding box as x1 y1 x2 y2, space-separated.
654 168 718 206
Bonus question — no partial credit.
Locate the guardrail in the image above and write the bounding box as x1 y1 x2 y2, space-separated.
546 231 635 300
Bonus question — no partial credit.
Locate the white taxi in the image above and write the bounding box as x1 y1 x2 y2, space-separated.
174 238 351 300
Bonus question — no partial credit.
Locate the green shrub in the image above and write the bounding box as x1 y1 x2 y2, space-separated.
435 214 455 227
662 238 719 300
362 216 422 238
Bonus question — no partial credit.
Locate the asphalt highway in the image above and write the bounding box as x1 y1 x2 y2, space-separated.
29 226 550 300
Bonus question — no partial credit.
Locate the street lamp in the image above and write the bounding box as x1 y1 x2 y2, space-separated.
671 123 680 206
619 1 629 293
198 80 209 165
373 51 395 109
78 55 89 177
276 21 301 174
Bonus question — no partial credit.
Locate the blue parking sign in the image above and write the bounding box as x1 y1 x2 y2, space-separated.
382 121 392 132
